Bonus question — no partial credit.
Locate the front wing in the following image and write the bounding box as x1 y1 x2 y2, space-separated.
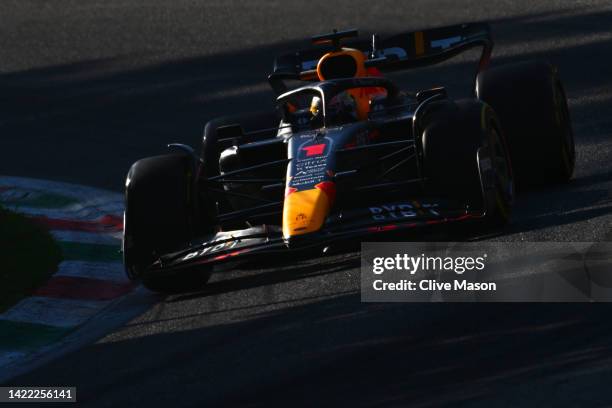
149 200 483 273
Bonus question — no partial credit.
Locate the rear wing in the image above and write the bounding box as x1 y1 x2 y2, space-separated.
269 23 493 93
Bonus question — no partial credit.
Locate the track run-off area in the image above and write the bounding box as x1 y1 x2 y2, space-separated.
0 177 152 384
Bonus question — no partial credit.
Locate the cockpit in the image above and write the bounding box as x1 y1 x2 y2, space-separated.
277 77 401 130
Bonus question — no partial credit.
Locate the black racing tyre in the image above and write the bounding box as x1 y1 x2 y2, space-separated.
476 60 575 187
123 153 212 293
421 99 514 228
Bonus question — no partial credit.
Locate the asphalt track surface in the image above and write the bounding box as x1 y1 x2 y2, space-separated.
2 0 612 406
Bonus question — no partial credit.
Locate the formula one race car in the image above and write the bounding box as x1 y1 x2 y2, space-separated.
123 23 575 292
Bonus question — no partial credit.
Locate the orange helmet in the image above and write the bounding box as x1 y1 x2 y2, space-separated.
316 48 386 120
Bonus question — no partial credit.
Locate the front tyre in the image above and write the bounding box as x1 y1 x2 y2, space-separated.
421 99 514 228
123 153 211 293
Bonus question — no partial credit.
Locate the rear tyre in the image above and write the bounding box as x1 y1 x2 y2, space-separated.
123 153 212 293
476 60 575 187
421 99 514 228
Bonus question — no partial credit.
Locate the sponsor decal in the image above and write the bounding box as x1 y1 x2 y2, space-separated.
182 240 239 261
302 144 326 157
369 202 440 221
291 137 334 189
370 204 416 220
297 138 332 161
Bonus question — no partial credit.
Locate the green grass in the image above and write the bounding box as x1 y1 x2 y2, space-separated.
0 207 63 312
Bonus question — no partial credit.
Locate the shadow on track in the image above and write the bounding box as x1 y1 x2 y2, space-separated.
171 254 361 301
9 294 612 407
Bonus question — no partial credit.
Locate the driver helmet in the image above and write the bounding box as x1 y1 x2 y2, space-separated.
315 48 387 120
